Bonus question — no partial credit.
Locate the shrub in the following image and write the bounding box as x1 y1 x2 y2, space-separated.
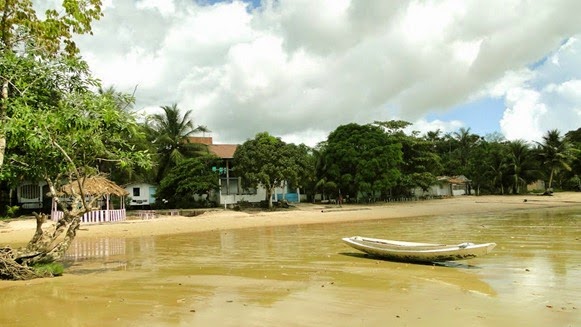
32 262 64 277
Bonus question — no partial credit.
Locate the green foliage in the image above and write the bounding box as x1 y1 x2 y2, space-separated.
32 262 64 277
376 121 442 196
145 104 206 183
156 156 220 208
0 0 103 57
1 54 151 198
4 205 19 218
319 123 403 201
234 132 307 208
536 129 577 190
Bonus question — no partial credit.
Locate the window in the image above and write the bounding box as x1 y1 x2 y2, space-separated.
20 184 40 199
133 187 140 197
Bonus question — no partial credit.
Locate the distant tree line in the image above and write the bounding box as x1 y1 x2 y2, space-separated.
137 107 579 208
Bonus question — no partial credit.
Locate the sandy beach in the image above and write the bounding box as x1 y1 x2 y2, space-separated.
1 193 580 327
2 192 580 246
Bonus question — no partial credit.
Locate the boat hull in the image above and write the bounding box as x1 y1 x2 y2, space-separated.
342 236 496 263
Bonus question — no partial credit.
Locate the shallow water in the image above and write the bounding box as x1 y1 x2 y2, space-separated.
1 207 579 327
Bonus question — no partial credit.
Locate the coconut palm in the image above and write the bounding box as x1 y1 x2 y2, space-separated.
487 142 509 194
536 129 576 192
197 125 212 137
147 104 206 182
453 127 481 168
506 140 540 194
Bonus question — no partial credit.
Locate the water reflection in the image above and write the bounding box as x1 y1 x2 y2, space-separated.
1 207 579 327
65 238 127 261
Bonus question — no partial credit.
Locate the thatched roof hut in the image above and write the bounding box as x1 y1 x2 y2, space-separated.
58 176 128 197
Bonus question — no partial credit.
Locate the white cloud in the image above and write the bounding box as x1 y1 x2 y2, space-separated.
497 37 581 142
500 88 547 141
406 119 465 137
63 0 581 145
135 0 175 16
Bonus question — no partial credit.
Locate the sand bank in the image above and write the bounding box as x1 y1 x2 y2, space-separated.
2 192 580 245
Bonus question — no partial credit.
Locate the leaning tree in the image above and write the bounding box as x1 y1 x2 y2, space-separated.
0 55 150 280
0 0 104 171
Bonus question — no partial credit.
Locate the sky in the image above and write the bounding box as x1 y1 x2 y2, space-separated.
40 0 581 146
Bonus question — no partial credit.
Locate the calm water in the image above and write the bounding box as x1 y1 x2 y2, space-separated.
1 207 579 327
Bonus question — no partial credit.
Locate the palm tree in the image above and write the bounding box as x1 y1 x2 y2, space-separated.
507 140 538 194
197 125 212 137
98 86 135 112
536 129 576 192
487 142 509 195
453 127 481 168
147 104 205 182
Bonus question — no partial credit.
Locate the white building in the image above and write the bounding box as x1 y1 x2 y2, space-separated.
125 182 156 208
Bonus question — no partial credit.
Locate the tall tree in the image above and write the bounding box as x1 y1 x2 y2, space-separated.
1 56 150 280
320 123 402 202
233 132 301 209
146 103 205 183
507 140 538 194
486 141 510 195
96 86 152 185
564 128 581 191
536 129 576 192
155 155 220 208
284 143 316 200
0 0 103 170
453 127 481 171
374 121 442 197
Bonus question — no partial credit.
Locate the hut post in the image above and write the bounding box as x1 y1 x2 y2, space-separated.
51 197 58 222
106 194 110 222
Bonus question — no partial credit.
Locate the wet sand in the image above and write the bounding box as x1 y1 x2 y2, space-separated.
1 192 580 245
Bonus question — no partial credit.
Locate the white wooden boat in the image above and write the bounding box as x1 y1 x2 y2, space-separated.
342 236 496 263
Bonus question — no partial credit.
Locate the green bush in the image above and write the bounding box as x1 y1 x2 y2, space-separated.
33 262 64 277
5 205 19 218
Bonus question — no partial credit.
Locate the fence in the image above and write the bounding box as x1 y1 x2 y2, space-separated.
51 209 126 224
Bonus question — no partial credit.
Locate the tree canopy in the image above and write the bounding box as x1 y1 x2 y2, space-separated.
1 0 104 170
318 123 402 202
0 53 150 280
155 155 220 208
145 103 206 183
233 132 307 208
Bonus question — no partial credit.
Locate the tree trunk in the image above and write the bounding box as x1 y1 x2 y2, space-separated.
265 185 276 209
548 169 554 191
0 79 8 169
0 209 83 280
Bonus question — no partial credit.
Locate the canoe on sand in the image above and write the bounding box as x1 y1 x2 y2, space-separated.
342 236 496 263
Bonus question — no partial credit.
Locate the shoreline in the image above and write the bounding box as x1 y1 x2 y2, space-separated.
2 192 580 245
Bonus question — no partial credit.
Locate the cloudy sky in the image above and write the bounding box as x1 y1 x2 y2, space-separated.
44 0 581 146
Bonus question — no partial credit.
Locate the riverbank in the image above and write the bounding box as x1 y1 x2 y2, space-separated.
2 192 580 246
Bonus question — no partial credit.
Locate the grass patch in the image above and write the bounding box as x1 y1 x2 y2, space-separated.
32 262 65 277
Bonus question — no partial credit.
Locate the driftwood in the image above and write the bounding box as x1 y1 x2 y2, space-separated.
0 201 85 280
1 176 124 280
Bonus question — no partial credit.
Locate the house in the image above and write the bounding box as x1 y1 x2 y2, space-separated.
414 175 471 197
125 182 157 209
189 136 301 206
527 180 546 192
16 181 50 211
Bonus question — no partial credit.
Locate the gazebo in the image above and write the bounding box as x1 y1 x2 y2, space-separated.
51 176 129 224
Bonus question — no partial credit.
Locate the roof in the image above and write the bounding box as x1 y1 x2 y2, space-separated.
208 144 238 159
188 136 213 145
58 176 129 196
437 175 471 184
187 136 238 159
